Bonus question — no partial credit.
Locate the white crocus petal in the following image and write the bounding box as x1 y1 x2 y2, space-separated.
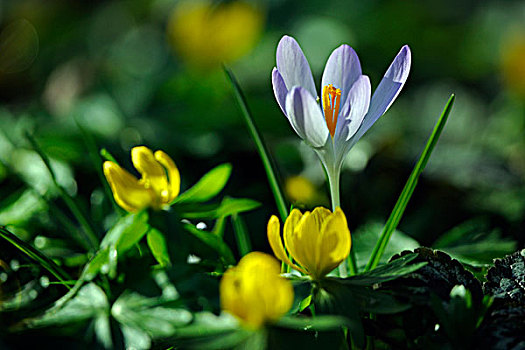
272 67 288 116
321 44 362 108
354 45 411 141
285 87 329 148
276 36 318 99
341 75 371 141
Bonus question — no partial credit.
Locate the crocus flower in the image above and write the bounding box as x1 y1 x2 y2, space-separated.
267 207 351 280
103 146 180 212
272 36 411 205
220 252 294 329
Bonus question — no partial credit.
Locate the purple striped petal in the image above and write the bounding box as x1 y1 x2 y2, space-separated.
272 67 288 116
276 36 317 99
285 86 328 148
321 45 362 108
354 45 411 141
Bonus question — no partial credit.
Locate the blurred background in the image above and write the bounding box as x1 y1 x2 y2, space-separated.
0 0 524 272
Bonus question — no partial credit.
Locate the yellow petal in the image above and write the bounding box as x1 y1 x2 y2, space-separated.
267 215 306 274
293 211 322 275
220 266 249 322
316 207 351 278
154 150 181 203
131 146 169 201
103 161 154 212
220 252 293 329
283 208 303 268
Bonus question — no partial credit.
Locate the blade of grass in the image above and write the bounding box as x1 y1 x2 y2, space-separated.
25 132 99 251
364 94 455 272
74 118 124 217
0 226 71 290
224 67 288 222
231 214 252 257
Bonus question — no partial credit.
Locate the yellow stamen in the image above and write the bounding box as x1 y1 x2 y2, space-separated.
322 84 342 138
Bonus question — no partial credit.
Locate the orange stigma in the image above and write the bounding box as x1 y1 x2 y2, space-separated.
322 84 341 138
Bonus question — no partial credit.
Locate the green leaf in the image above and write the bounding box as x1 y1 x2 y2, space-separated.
99 148 118 164
179 197 260 219
183 223 235 265
30 283 109 327
353 223 420 270
224 67 288 222
81 246 110 281
172 312 239 338
173 163 232 204
276 315 349 331
231 214 252 257
433 220 517 266
101 211 149 253
347 253 427 286
111 292 192 339
312 280 364 348
365 94 455 271
430 285 493 349
147 228 172 267
82 211 150 281
94 314 113 349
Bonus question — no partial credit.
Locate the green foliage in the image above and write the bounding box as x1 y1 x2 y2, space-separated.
147 228 171 267
0 226 71 288
224 68 288 222
311 254 427 348
173 163 232 204
433 220 517 267
365 94 455 272
430 285 493 349
183 223 236 265
353 223 420 270
82 211 150 281
30 283 193 350
179 196 260 220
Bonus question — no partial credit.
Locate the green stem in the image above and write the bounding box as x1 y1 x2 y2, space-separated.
326 166 357 276
224 67 288 222
26 132 99 251
0 226 71 290
74 118 124 217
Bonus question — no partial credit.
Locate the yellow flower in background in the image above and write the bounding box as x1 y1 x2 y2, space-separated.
285 175 317 205
220 252 293 329
501 29 525 97
167 0 263 69
268 207 351 280
103 146 180 212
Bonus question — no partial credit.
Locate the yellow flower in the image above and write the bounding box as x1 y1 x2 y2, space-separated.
103 146 180 212
501 29 525 97
220 252 293 329
267 207 351 280
285 175 317 205
167 0 263 69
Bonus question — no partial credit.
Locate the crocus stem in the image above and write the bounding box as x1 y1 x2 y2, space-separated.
326 166 357 276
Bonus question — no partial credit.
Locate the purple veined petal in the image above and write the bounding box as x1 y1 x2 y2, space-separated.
353 45 411 142
272 67 288 116
285 86 329 148
321 44 362 108
335 75 371 141
276 36 318 99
